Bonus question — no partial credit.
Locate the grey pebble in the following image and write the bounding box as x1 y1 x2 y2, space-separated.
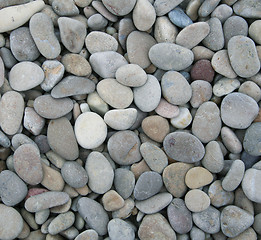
88 13 108 30
52 0 79 16
108 218 135 240
0 47 17 69
233 0 261 18
102 0 136 16
198 0 221 17
243 122 261 156
0 130 10 148
153 0 183 16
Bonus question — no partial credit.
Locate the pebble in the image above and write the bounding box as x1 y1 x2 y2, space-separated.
127 31 156 69
0 91 24 135
211 4 233 23
190 227 205 240
163 132 205 163
249 20 261 45
220 92 259 129
85 31 118 54
230 227 257 240
0 204 24 240
168 7 192 28
192 206 221 234
118 18 135 50
198 0 221 17
0 56 4 87
149 43 194 71
35 209 50 225
213 78 240 97
153 0 183 16
190 80 212 108
11 133 37 150
238 81 261 102
108 218 135 240
135 192 173 214
0 47 17 69
41 60 65 92
221 126 242 154
88 13 108 30
185 189 210 212
170 107 192 129
0 170 27 206
191 59 215 82
242 168 261 203
52 0 79 16
138 213 176 240
75 229 98 240
107 130 142 165
102 190 124 211
9 61 44 91
233 0 261 18
235 187 254 215
243 122 261 156
87 92 109 116
228 36 260 78
86 151 114 194
51 76 95 98
77 197 109 236
185 167 213 189
133 74 161 112
163 162 193 198
0 130 11 148
10 27 40 61
90 51 127 78
29 12 61 59
221 205 254 238
92 1 118 22
155 98 179 119
112 198 135 219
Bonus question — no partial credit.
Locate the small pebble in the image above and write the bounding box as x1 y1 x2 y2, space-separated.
238 81 261 102
191 59 215 82
52 0 79 16
102 190 124 211
170 107 192 129
221 126 242 154
185 167 213 189
190 80 212 108
108 218 135 240
102 0 136 16
185 189 210 212
198 0 221 17
155 98 179 119
168 7 193 28
243 122 261 156
213 78 240 97
233 0 261 18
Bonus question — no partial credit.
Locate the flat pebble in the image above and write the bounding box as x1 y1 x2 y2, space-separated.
90 51 128 78
0 204 24 240
0 170 27 206
77 197 109 236
0 47 17 69
153 0 183 16
221 205 254 238
108 219 135 240
102 190 124 211
170 107 192 129
221 126 242 154
163 132 205 163
243 122 261 156
112 198 135 219
190 80 212 108
84 92 108 115
168 7 192 28
149 43 194 71
92 1 118 22
229 227 257 240
155 98 179 118
191 59 215 82
185 0 202 21
211 4 233 23
198 0 221 17
138 213 176 240
47 117 79 160
185 189 210 212
0 130 11 148
249 20 261 45
11 133 37 150
52 0 79 16
118 18 135 50
87 13 108 30
0 56 4 87
75 229 98 240
213 78 240 97
86 151 114 194
24 107 45 136
102 0 136 16
185 167 213 189
233 0 261 18
239 81 261 102
192 45 215 61
220 92 259 129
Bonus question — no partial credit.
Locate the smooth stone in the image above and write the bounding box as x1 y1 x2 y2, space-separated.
191 59 215 82
233 0 261 18
0 170 27 206
92 1 118 22
249 20 261 45
235 187 254 216
163 162 193 198
254 213 261 235
243 122 261 156
47 117 79 160
35 209 50 225
163 132 205 163
185 189 210 212
104 108 137 130
0 130 10 148
192 101 221 143
211 50 237 79
192 206 221 234
85 31 118 54
242 151 260 170
127 31 156 69
58 17 86 53
213 78 240 97
87 13 108 30
220 93 259 129
112 198 135 219
154 16 178 43
9 61 44 91
102 0 136 16
221 205 254 238
239 81 261 102
77 197 109 236
135 192 173 214
229 227 257 240
198 0 221 17
228 36 260 78
185 0 202 21
211 4 233 23
0 204 24 240
192 45 215 61
102 190 124 211
221 126 242 154
185 167 213 189
153 0 183 16
138 213 176 240
29 13 61 59
25 191 69 212
97 78 133 109
108 219 135 240
115 64 147 87
0 0 45 33
170 107 192 129
41 60 65 92
61 54 91 77
0 56 4 87
190 80 212 108
242 168 261 203
175 22 210 49
161 71 192 105
10 27 40 61
202 141 224 173
61 161 88 188
133 0 156 31
51 76 95 98
107 130 142 165
133 74 161 112
23 107 45 136
167 198 192 234
13 144 43 185
208 180 234 208
155 98 179 118
149 43 194 71
0 47 17 69
24 230 45 240
52 0 79 16
75 229 98 240
190 227 205 240
118 18 135 50
11 133 37 150
75 112 107 149
168 7 192 28
90 51 128 78
86 151 114 194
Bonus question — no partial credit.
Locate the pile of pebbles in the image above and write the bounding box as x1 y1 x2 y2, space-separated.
0 0 261 239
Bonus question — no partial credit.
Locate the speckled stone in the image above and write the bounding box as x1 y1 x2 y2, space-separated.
221 126 242 154
211 4 233 23
243 122 261 156
185 189 210 212
190 80 212 108
213 78 240 97
198 0 221 17
102 0 136 16
52 0 79 16
155 98 179 118
168 7 192 28
239 81 261 102
102 190 124 211
87 13 108 30
191 59 215 82
108 219 135 240
233 0 261 18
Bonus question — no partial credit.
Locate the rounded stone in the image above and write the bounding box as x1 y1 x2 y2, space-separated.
112 198 135 219
243 122 261 156
221 126 242 154
85 151 114 194
213 78 240 97
249 20 261 45
92 1 118 22
118 18 135 50
198 0 220 17
61 161 88 188
239 81 261 102
154 0 183 16
102 0 136 16
102 190 125 211
185 189 210 212
163 132 205 163
233 0 261 18
155 98 179 119
107 130 142 165
0 56 4 88
211 4 233 23
13 144 43 185
190 80 212 108
87 13 108 30
168 7 192 28
149 43 194 71
74 112 107 149
220 92 259 129
170 107 192 129
52 0 79 16
108 219 135 240
191 59 215 82
192 45 214 61
47 117 79 160
185 167 213 189
75 230 98 240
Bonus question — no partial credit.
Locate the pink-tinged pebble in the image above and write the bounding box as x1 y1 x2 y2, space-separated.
25 188 48 200
155 98 180 119
191 59 215 82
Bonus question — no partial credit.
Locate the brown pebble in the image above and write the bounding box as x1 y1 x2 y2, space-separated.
191 59 215 82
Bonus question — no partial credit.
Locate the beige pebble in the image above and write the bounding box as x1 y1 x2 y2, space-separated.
185 167 213 189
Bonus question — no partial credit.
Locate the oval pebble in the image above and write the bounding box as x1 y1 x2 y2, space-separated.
191 59 215 82
221 126 242 154
92 1 118 22
239 81 261 102
168 7 192 28
108 219 135 240
13 144 43 185
185 167 213 189
213 78 240 97
75 229 98 240
155 98 179 118
198 0 220 17
249 20 261 45
102 0 136 16
211 4 233 23
102 190 124 211
88 13 108 30
233 0 261 18
170 107 192 129
75 112 107 149
154 0 183 16
118 18 135 50
185 189 210 212
243 122 261 156
190 80 212 108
